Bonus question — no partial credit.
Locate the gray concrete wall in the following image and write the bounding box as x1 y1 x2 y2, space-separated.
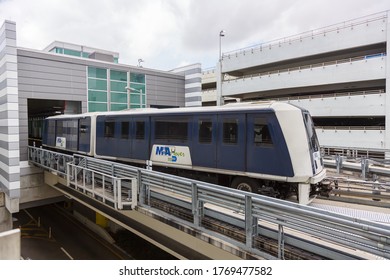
0 228 21 259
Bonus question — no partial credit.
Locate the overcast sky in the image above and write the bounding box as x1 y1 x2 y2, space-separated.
1 0 389 70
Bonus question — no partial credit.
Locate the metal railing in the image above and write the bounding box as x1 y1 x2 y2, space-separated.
27 146 390 259
28 146 74 176
223 11 388 58
224 53 386 83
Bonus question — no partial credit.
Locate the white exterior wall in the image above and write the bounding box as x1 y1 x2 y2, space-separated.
203 12 390 157
287 93 385 117
317 129 385 150
222 15 386 72
222 56 386 97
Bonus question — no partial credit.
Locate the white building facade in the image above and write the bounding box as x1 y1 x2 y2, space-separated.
202 11 390 159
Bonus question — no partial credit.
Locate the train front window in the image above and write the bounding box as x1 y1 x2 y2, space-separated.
254 118 273 146
303 112 320 152
223 119 238 144
198 120 212 143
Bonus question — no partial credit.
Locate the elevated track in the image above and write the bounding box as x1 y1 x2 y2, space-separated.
28 146 390 260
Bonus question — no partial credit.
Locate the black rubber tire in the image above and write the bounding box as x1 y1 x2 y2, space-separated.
231 177 259 193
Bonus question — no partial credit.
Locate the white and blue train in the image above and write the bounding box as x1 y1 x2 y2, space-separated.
42 102 327 203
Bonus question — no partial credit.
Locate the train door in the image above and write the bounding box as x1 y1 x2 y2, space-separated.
131 116 150 160
246 113 294 177
191 115 217 168
216 114 246 171
78 117 91 154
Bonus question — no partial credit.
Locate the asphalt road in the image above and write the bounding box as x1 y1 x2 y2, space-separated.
13 204 132 260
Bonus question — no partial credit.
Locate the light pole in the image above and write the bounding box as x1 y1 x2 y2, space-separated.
125 86 144 108
217 30 226 106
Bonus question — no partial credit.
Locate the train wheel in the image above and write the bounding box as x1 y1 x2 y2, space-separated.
231 177 259 193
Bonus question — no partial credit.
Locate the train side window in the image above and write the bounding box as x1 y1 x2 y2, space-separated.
198 120 212 143
155 119 188 141
135 121 145 140
254 118 273 145
104 121 115 138
223 119 238 144
121 122 129 139
56 120 63 135
79 125 87 134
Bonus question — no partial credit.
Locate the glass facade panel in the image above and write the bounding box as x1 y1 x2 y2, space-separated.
110 70 127 82
88 90 107 102
110 80 126 92
129 83 145 94
130 73 145 83
64 49 81 57
88 102 107 112
88 78 107 91
110 103 127 111
111 92 127 103
87 67 146 112
88 67 107 79
130 94 140 104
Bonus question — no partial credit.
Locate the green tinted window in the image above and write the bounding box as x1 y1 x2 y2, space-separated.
129 83 145 93
111 92 127 103
110 104 127 111
110 70 127 81
88 90 107 102
130 73 145 83
64 49 81 57
88 67 107 79
110 81 126 92
130 94 140 103
88 102 107 112
88 78 107 90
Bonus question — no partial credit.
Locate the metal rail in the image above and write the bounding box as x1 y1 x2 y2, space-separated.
27 146 390 259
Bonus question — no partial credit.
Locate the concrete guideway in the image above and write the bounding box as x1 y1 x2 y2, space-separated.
28 146 390 259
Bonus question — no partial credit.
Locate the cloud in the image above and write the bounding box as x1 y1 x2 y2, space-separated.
1 0 389 70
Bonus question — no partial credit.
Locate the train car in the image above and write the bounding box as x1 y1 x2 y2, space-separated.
42 102 327 202
42 112 98 156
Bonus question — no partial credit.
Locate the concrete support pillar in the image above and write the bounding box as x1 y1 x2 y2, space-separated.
385 12 390 160
0 229 20 259
298 183 310 205
216 61 225 106
0 21 20 213
0 193 12 232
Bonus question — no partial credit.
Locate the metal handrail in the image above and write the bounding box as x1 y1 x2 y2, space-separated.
223 11 388 57
224 53 386 83
27 146 390 259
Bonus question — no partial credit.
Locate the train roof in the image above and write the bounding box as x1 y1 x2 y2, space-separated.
45 101 302 120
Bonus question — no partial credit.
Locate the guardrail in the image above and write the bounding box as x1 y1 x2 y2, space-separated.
27 146 390 259
224 52 386 83
223 11 387 57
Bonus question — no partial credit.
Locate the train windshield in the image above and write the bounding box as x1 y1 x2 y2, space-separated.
303 111 323 175
303 112 320 152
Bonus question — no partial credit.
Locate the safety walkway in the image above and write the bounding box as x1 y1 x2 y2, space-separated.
28 146 390 260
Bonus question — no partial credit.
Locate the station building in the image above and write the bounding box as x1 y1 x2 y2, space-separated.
0 20 201 229
203 11 390 159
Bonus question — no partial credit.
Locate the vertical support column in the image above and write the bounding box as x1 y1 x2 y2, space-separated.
385 12 390 160
298 183 310 205
216 61 224 106
192 183 203 227
170 63 202 107
0 21 20 215
245 195 258 248
131 178 138 210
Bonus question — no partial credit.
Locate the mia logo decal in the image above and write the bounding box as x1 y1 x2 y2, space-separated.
151 145 192 165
